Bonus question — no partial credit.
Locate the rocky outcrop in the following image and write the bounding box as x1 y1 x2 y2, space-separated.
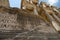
0 0 9 8
0 5 60 40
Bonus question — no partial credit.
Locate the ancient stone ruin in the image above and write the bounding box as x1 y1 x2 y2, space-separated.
0 0 9 8
0 0 60 40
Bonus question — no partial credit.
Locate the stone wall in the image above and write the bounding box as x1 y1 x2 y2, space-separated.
0 6 60 40
0 0 9 8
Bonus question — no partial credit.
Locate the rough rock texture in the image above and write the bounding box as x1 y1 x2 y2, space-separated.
0 6 60 40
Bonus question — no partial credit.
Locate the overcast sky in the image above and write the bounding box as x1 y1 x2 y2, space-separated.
9 0 60 8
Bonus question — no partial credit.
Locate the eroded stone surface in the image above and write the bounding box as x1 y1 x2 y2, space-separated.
0 7 60 40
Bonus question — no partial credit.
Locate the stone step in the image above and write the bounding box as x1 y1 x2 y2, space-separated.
0 30 28 39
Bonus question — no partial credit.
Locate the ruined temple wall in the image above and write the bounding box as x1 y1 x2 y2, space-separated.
0 0 10 8
21 0 39 9
0 6 56 33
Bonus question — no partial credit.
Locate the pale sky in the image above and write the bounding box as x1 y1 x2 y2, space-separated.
9 0 21 8
9 0 60 8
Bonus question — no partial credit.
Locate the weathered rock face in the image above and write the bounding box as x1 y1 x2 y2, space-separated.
0 6 44 30
0 6 60 40
0 12 19 30
0 0 9 8
0 6 55 31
